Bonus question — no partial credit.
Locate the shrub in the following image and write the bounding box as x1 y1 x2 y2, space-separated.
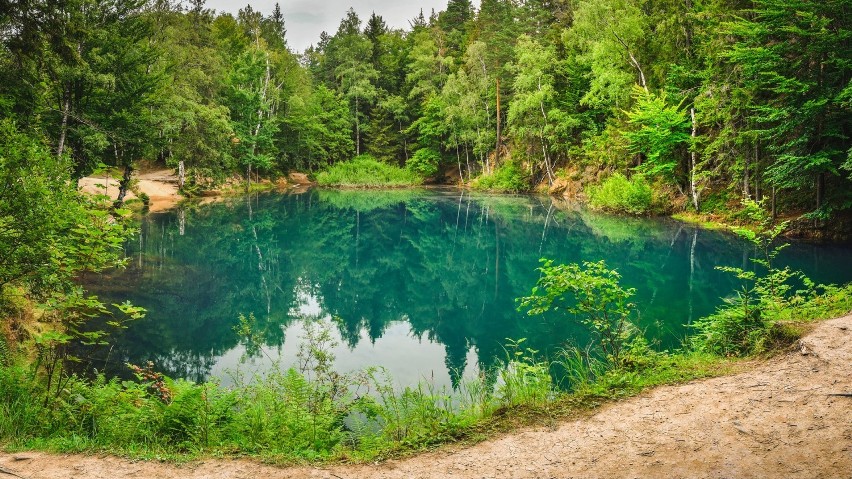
588 173 654 215
316 155 422 187
519 259 639 366
691 200 816 356
407 148 441 177
471 162 528 193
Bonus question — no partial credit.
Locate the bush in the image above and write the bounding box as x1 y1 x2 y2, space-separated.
407 148 441 177
519 259 639 366
471 162 528 193
588 173 654 215
691 201 822 356
316 155 422 187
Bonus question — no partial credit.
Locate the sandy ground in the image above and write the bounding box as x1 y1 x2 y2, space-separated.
78 170 181 212
2 315 851 479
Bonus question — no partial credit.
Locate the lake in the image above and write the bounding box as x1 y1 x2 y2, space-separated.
82 188 852 389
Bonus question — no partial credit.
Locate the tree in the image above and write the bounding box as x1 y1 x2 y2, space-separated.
623 87 691 186
0 120 130 296
224 44 280 186
567 0 650 109
282 85 354 169
327 10 378 156
508 35 562 184
405 27 452 106
724 0 852 216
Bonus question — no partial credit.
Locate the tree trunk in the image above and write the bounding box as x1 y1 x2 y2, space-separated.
815 172 825 228
57 92 71 159
494 77 501 168
464 143 471 181
178 160 185 190
538 82 554 185
611 30 648 92
689 108 699 211
355 95 361 156
754 141 761 201
399 119 408 163
540 132 553 185
114 164 134 207
771 185 777 220
456 145 463 184
816 172 825 210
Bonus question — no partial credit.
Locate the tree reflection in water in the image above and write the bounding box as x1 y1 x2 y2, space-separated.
81 189 852 388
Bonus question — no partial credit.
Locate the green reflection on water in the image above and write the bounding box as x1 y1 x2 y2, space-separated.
83 189 852 387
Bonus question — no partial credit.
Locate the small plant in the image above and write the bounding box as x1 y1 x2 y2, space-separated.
623 85 690 184
498 338 552 407
128 361 172 403
137 192 150 206
519 259 638 366
692 199 814 355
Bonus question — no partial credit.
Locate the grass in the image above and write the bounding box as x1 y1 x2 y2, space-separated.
316 155 422 188
1 277 849 464
671 211 735 232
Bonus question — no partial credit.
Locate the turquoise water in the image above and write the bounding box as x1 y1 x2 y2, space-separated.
83 189 852 388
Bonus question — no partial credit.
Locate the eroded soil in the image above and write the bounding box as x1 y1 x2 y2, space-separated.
3 315 851 479
78 169 181 212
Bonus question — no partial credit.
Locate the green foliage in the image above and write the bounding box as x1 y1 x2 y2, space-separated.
587 173 655 215
407 148 442 177
282 85 355 170
0 0 849 217
316 155 422 187
567 0 648 109
2 262 851 461
624 86 690 183
471 162 528 193
520 260 638 365
498 339 552 408
691 200 813 356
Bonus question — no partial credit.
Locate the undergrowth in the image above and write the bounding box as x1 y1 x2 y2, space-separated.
587 173 662 215
470 162 528 193
0 280 846 462
315 155 422 188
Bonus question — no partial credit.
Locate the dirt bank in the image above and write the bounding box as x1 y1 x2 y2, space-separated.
78 169 181 213
2 314 851 479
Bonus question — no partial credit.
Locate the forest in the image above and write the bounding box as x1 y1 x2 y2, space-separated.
1 0 850 219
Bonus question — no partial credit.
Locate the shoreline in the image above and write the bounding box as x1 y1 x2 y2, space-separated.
78 170 851 242
2 313 849 478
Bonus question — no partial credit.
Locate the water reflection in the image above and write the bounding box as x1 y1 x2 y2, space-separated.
82 189 852 388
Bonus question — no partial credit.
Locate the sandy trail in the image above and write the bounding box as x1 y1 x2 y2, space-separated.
2 315 851 479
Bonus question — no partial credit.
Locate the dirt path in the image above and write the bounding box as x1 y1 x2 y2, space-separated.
3 315 851 479
78 169 180 212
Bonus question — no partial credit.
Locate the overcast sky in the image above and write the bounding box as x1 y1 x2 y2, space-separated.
204 0 451 53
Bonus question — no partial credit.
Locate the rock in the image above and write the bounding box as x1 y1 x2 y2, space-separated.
288 172 314 185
